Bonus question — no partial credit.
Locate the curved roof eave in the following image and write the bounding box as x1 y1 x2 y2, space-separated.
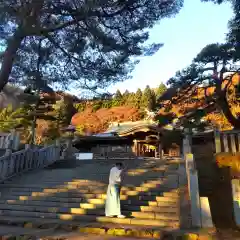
117 124 162 136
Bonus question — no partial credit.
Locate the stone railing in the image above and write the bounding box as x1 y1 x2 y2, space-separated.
0 141 60 182
0 130 20 151
183 129 213 228
214 129 240 226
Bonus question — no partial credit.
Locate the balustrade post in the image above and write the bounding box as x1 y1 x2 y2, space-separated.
55 139 60 161
182 128 213 228
4 148 12 157
158 142 162 160
214 128 221 153
55 139 60 147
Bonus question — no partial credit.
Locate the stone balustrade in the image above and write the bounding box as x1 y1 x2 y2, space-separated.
0 141 60 182
183 129 213 228
214 129 240 227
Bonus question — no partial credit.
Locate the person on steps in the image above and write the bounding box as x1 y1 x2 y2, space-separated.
105 162 125 218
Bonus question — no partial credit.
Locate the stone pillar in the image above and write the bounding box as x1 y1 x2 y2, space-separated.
158 142 162 159
214 129 221 153
232 179 240 226
10 129 19 151
25 144 31 150
66 138 72 148
55 139 60 147
61 138 72 160
4 148 12 157
183 131 213 228
185 153 201 227
136 141 139 157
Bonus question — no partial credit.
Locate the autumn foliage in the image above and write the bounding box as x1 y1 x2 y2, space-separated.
215 152 240 176
71 106 143 134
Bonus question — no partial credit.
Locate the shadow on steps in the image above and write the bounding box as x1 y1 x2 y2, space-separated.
46 159 77 169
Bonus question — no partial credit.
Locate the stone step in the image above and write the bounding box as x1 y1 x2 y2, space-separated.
6 190 179 198
1 176 178 189
6 188 179 198
0 224 56 237
97 217 179 227
5 185 176 194
4 186 178 196
0 199 177 209
2 195 178 205
42 173 176 179
0 203 178 214
0 218 207 240
127 205 178 213
0 210 179 227
0 215 180 231
0 205 178 220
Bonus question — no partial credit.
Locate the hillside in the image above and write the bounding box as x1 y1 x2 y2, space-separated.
71 106 143 134
0 81 239 144
158 74 240 130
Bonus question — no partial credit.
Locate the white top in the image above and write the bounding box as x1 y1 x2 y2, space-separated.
109 166 122 185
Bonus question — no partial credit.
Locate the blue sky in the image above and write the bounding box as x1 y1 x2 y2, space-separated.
107 0 233 94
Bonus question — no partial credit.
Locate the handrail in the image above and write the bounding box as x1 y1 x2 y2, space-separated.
0 143 60 182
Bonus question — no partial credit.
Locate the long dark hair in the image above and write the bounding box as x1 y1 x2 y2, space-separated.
115 162 123 169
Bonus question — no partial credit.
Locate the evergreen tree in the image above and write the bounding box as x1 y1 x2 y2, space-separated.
142 85 156 110
151 89 157 108
135 88 143 108
156 83 167 99
122 90 130 105
112 89 122 106
127 92 137 107
0 0 182 91
53 96 77 129
0 105 31 132
114 90 122 100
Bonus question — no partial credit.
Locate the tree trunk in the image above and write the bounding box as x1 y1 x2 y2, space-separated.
0 29 25 91
217 92 240 129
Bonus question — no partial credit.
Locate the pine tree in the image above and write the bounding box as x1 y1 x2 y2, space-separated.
135 88 143 108
112 90 122 106
151 89 156 108
114 90 122 100
0 0 182 91
156 82 167 99
53 96 77 129
142 85 156 110
0 105 31 132
127 92 137 107
122 90 130 105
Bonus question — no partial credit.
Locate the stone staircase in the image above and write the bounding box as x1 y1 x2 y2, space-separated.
0 157 186 237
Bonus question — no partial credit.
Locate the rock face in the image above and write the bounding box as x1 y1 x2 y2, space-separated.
71 106 143 134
